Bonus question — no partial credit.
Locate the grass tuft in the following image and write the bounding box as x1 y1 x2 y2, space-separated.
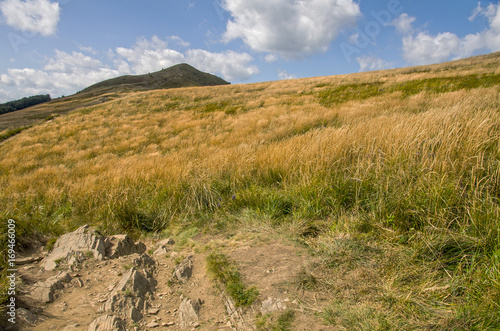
206 252 259 307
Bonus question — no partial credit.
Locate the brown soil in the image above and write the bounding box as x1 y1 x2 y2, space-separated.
12 230 336 331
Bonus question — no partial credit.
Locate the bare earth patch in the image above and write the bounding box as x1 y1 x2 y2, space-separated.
11 226 341 330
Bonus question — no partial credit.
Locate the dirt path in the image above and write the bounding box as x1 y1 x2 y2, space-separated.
8 227 335 331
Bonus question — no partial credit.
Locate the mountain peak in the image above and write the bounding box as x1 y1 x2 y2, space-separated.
80 64 229 96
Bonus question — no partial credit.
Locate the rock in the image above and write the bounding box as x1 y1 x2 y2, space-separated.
104 235 147 259
157 238 175 246
43 225 105 271
102 267 153 312
129 307 143 322
72 277 84 288
146 321 160 328
133 253 156 269
88 315 125 331
17 308 37 326
261 297 287 314
171 256 193 283
148 308 160 315
16 256 43 265
67 251 86 267
30 271 72 303
153 245 169 256
178 298 202 329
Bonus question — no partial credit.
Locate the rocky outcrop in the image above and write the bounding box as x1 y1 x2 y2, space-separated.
29 271 72 303
42 225 149 271
43 225 105 271
94 253 155 328
87 315 125 331
104 235 146 259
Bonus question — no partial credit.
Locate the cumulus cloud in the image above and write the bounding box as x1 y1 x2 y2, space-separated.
391 13 415 34
356 55 393 72
278 69 296 80
0 0 60 36
186 49 260 82
1 51 119 98
402 32 461 65
0 36 260 101
114 36 185 74
396 3 500 65
222 0 360 59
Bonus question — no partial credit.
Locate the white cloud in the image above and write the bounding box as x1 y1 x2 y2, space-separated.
356 55 393 72
0 51 119 99
167 35 190 48
186 49 260 82
43 50 103 74
402 32 461 65
469 2 497 22
222 0 361 59
264 53 278 63
114 36 186 74
396 4 500 65
0 36 261 101
391 13 415 34
0 0 60 36
278 69 296 80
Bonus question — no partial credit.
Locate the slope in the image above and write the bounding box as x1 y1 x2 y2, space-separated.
1 52 500 329
79 63 230 96
0 63 229 133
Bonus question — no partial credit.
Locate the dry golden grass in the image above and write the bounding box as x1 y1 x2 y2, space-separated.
1 52 500 328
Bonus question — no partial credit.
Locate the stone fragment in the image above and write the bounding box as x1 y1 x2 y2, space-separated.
72 277 84 288
133 253 156 269
102 267 153 312
30 271 72 303
157 238 175 246
171 256 193 283
104 235 147 259
261 297 287 315
148 308 160 315
146 321 160 328
129 307 143 322
153 245 169 256
16 256 43 265
178 298 202 329
17 308 37 326
88 315 125 331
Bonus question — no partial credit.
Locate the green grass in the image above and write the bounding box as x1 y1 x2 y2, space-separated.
256 310 296 331
0 126 29 143
318 74 500 107
206 252 259 307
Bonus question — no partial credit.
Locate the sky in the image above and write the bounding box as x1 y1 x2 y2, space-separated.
0 0 499 102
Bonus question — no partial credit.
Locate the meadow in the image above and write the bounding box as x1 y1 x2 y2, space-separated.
1 52 499 329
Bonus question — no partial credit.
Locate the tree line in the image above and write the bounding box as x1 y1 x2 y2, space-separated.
0 94 51 115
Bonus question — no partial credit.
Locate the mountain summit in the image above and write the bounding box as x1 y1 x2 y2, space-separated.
80 63 230 96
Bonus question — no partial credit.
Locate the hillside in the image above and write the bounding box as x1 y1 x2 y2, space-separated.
1 52 500 330
80 63 230 96
0 63 229 133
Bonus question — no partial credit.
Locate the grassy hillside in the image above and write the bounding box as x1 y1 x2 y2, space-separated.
80 63 230 96
0 63 228 133
1 52 500 329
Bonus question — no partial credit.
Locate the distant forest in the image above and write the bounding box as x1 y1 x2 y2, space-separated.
0 94 51 115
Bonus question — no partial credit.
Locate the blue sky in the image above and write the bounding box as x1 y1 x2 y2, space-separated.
0 0 499 102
